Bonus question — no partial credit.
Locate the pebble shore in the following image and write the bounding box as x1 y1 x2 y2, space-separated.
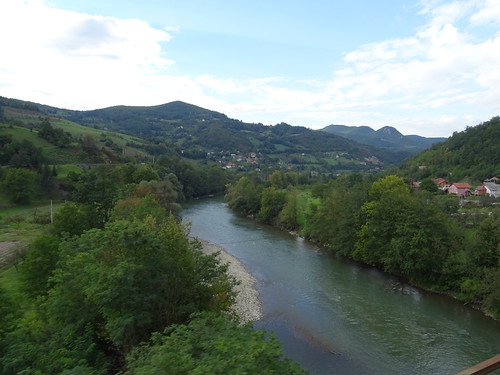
198 239 262 324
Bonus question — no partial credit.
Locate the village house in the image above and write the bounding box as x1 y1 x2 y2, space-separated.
432 178 450 191
474 184 487 196
448 182 471 197
484 182 500 198
484 176 500 183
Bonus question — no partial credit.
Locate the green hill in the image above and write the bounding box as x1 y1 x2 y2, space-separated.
0 97 151 165
50 100 412 171
1 96 439 173
400 116 500 181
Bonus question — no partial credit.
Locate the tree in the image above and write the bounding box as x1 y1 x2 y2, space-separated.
278 189 299 230
226 176 262 216
2 139 44 169
419 178 439 193
111 195 168 223
206 166 228 195
257 186 287 225
52 202 91 236
124 312 306 375
269 171 287 189
19 234 61 297
303 176 370 255
38 121 72 147
133 180 181 214
1 167 38 203
43 216 236 358
131 164 159 183
353 175 451 283
70 166 120 225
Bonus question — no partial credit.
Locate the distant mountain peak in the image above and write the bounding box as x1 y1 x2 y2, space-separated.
320 124 445 155
376 126 403 138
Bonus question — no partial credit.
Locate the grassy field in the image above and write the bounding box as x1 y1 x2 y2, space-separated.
1 110 150 163
0 124 51 145
0 200 59 243
54 164 82 178
296 187 319 228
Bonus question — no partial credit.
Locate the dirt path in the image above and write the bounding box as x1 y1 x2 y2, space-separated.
0 241 26 269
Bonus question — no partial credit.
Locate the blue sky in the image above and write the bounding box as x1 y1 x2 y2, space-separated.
1 0 499 137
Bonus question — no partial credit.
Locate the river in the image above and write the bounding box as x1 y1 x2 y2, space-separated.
182 197 500 375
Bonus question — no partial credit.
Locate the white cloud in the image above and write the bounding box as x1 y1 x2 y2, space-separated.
0 0 177 108
470 1 500 25
0 0 499 137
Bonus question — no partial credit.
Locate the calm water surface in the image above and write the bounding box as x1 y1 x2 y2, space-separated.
182 197 500 375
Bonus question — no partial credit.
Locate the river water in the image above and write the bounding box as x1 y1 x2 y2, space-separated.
182 197 500 375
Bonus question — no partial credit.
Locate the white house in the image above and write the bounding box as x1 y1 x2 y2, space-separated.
484 182 500 198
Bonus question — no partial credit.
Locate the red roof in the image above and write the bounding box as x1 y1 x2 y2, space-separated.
433 178 447 184
452 182 471 189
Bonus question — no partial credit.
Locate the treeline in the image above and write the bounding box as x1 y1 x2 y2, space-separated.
226 172 500 319
0 165 306 374
0 143 231 207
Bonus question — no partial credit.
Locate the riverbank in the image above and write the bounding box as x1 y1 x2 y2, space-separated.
198 239 262 324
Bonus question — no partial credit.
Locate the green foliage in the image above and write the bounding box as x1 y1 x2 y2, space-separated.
419 177 439 193
0 286 17 363
110 195 169 223
303 175 370 255
131 164 159 183
124 312 306 375
226 176 262 216
1 167 39 203
156 157 214 199
353 176 453 283
19 234 60 297
132 180 181 214
278 189 300 230
52 202 91 237
257 186 287 225
48 217 235 355
70 166 121 225
483 268 500 319
0 136 44 169
1 212 243 374
38 120 73 147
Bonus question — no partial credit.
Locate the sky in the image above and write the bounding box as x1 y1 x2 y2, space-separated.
1 0 499 137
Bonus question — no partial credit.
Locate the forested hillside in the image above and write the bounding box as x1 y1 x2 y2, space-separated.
401 116 500 181
55 100 406 170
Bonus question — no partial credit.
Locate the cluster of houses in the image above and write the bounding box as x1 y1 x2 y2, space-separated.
212 152 260 170
432 177 500 198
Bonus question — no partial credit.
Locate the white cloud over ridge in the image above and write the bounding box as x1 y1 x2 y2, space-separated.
0 0 499 137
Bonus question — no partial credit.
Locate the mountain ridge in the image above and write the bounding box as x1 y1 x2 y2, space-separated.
0 96 443 172
320 124 446 157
